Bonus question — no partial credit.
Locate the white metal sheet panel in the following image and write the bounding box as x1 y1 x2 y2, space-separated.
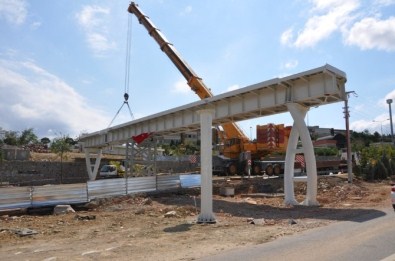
180 174 201 188
126 176 156 193
157 175 181 190
0 186 31 210
32 183 88 207
87 179 127 199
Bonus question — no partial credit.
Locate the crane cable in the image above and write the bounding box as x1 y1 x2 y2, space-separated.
108 14 135 128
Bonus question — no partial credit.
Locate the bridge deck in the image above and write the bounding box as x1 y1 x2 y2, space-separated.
80 64 346 148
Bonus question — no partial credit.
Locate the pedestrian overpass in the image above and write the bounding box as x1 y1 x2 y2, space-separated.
79 64 347 221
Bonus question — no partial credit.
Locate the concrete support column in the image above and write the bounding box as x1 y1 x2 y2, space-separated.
284 123 300 205
83 146 102 181
197 109 216 223
286 103 319 206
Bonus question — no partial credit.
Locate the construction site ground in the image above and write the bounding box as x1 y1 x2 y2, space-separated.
0 174 393 261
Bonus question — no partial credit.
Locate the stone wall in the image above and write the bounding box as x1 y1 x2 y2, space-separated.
0 161 88 186
0 159 198 186
2 148 30 161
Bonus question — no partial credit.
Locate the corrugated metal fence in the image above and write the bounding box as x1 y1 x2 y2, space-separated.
0 174 201 211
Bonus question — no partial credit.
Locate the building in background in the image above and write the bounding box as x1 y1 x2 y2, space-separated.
308 126 347 149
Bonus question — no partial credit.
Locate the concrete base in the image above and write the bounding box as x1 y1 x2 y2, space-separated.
53 205 75 215
220 187 235 196
197 213 217 224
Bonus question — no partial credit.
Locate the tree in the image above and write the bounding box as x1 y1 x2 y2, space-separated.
19 128 38 145
373 131 381 143
41 137 51 145
2 128 38 146
3 131 19 146
65 137 77 145
51 135 72 159
51 134 72 183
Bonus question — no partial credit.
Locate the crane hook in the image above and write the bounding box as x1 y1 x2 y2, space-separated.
124 93 129 102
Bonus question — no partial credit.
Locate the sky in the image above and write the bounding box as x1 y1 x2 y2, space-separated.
1 0 395 140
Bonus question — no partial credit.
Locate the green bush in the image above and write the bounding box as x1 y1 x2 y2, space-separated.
314 147 338 156
373 160 388 180
355 145 395 180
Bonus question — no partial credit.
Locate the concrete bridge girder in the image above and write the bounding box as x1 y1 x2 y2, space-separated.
80 65 346 149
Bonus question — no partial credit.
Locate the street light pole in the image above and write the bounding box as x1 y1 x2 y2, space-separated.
387 99 394 144
380 122 383 144
373 119 389 144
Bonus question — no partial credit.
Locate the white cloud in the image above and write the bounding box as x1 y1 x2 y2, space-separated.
280 28 294 46
0 0 27 25
75 5 116 56
345 17 395 51
374 0 395 7
350 119 376 132
87 33 116 53
0 58 109 137
226 84 240 92
284 59 299 69
385 89 395 100
310 0 354 11
281 0 395 52
172 78 190 93
294 0 359 48
350 117 390 133
280 0 358 48
371 114 391 133
351 90 395 132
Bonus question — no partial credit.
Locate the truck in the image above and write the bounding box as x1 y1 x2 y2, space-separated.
128 2 291 176
99 164 118 178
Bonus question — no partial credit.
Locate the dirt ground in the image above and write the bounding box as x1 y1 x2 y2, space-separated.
0 175 393 261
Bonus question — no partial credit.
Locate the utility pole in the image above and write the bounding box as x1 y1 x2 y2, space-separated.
344 91 357 183
387 99 394 144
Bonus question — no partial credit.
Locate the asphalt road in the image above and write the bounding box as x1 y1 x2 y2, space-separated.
199 207 395 261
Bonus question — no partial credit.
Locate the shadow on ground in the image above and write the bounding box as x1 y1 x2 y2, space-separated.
152 189 387 223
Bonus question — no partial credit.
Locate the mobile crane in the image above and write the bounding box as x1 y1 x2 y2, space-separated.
128 2 289 175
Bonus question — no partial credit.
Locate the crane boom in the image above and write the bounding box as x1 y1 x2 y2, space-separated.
128 2 251 158
128 2 212 99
